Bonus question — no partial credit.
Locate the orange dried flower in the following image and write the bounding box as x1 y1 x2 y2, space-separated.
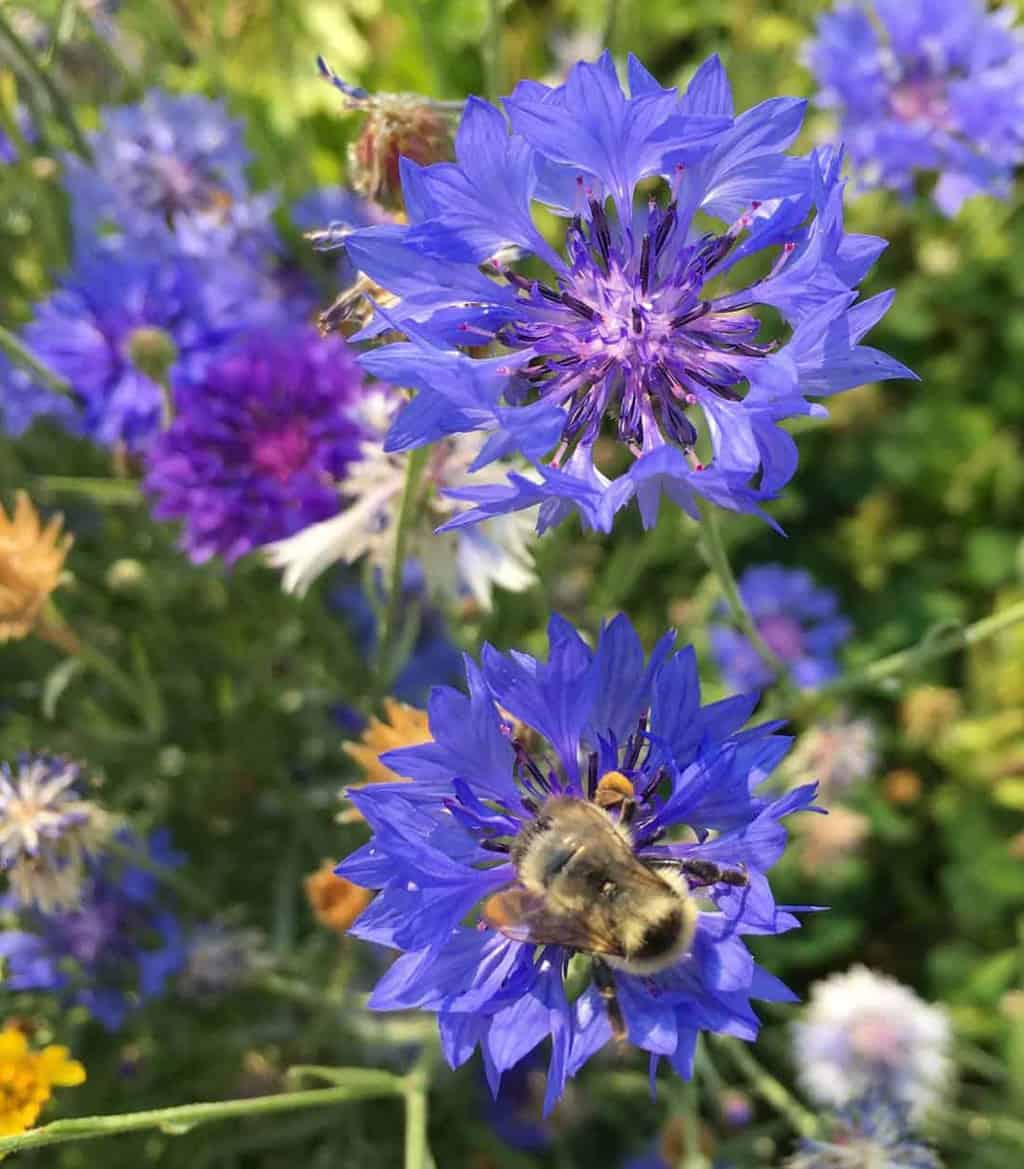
304 861 371 934
0 492 73 641
343 698 430 787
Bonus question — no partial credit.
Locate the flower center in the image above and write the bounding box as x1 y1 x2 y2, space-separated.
250 421 314 483
0 1062 47 1124
495 185 777 462
756 614 805 661
850 1016 908 1066
889 76 950 129
148 155 232 220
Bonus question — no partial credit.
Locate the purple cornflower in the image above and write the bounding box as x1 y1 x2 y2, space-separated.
806 1 1024 214
15 246 291 449
144 327 366 564
342 53 913 535
62 90 277 259
339 614 818 1110
0 830 185 1031
710 565 852 692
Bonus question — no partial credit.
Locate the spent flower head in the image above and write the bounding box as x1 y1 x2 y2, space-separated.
794 965 953 1122
339 614 818 1110
0 755 114 912
710 565 852 692
783 714 878 797
0 1026 85 1138
805 0 1024 214
318 58 456 205
340 53 913 536
0 494 73 643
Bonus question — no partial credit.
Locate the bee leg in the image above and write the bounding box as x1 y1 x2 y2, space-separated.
618 797 638 828
651 858 748 888
593 958 627 1043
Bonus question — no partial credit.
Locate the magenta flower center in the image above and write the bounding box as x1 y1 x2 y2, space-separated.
889 77 950 129
250 420 314 483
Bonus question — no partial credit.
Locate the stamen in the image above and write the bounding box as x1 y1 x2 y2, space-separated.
561 292 597 321
653 201 677 256
631 306 643 334
639 234 651 295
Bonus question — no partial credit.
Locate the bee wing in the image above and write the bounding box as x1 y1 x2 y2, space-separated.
482 887 624 957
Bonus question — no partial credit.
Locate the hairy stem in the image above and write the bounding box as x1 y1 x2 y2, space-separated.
696 500 785 678
0 325 74 397
710 1036 817 1139
0 1076 407 1155
483 0 503 102
378 445 430 684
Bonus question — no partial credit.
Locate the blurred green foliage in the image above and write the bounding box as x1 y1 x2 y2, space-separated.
1 2 1023 1167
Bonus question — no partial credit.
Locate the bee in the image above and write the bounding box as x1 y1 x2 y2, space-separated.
483 775 747 1041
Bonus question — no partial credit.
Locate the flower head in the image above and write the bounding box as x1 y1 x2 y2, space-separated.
0 755 114 911
263 390 538 609
144 327 366 564
0 1026 85 1138
178 925 271 1001
0 830 186 1031
785 1093 943 1169
794 966 952 1122
339 614 817 1110
0 494 73 643
341 53 912 535
63 90 277 258
19 247 291 450
805 1 1024 214
710 565 851 692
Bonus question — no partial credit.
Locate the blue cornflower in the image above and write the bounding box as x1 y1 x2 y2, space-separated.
806 1 1024 214
0 830 185 1031
710 565 851 692
339 614 818 1110
143 327 367 564
785 1093 942 1169
0 355 80 438
62 90 277 259
341 53 912 534
14 246 292 449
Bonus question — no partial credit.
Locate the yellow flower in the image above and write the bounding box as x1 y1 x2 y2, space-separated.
0 1026 85 1138
0 492 73 642
342 698 431 787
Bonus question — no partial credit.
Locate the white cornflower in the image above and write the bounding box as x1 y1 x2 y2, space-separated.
263 391 537 610
794 966 953 1122
0 755 114 911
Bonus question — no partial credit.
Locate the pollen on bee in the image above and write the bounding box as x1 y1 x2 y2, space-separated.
594 770 635 807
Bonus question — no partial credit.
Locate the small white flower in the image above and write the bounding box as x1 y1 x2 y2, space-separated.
784 714 879 797
263 392 537 610
794 966 953 1122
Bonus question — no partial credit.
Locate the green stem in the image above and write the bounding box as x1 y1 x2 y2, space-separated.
0 1076 406 1155
483 0 503 102
0 325 74 396
0 8 92 159
37 476 143 504
801 597 1024 709
678 1072 708 1169
601 0 621 52
710 1037 817 1139
696 500 784 679
378 445 430 683
403 1046 435 1169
